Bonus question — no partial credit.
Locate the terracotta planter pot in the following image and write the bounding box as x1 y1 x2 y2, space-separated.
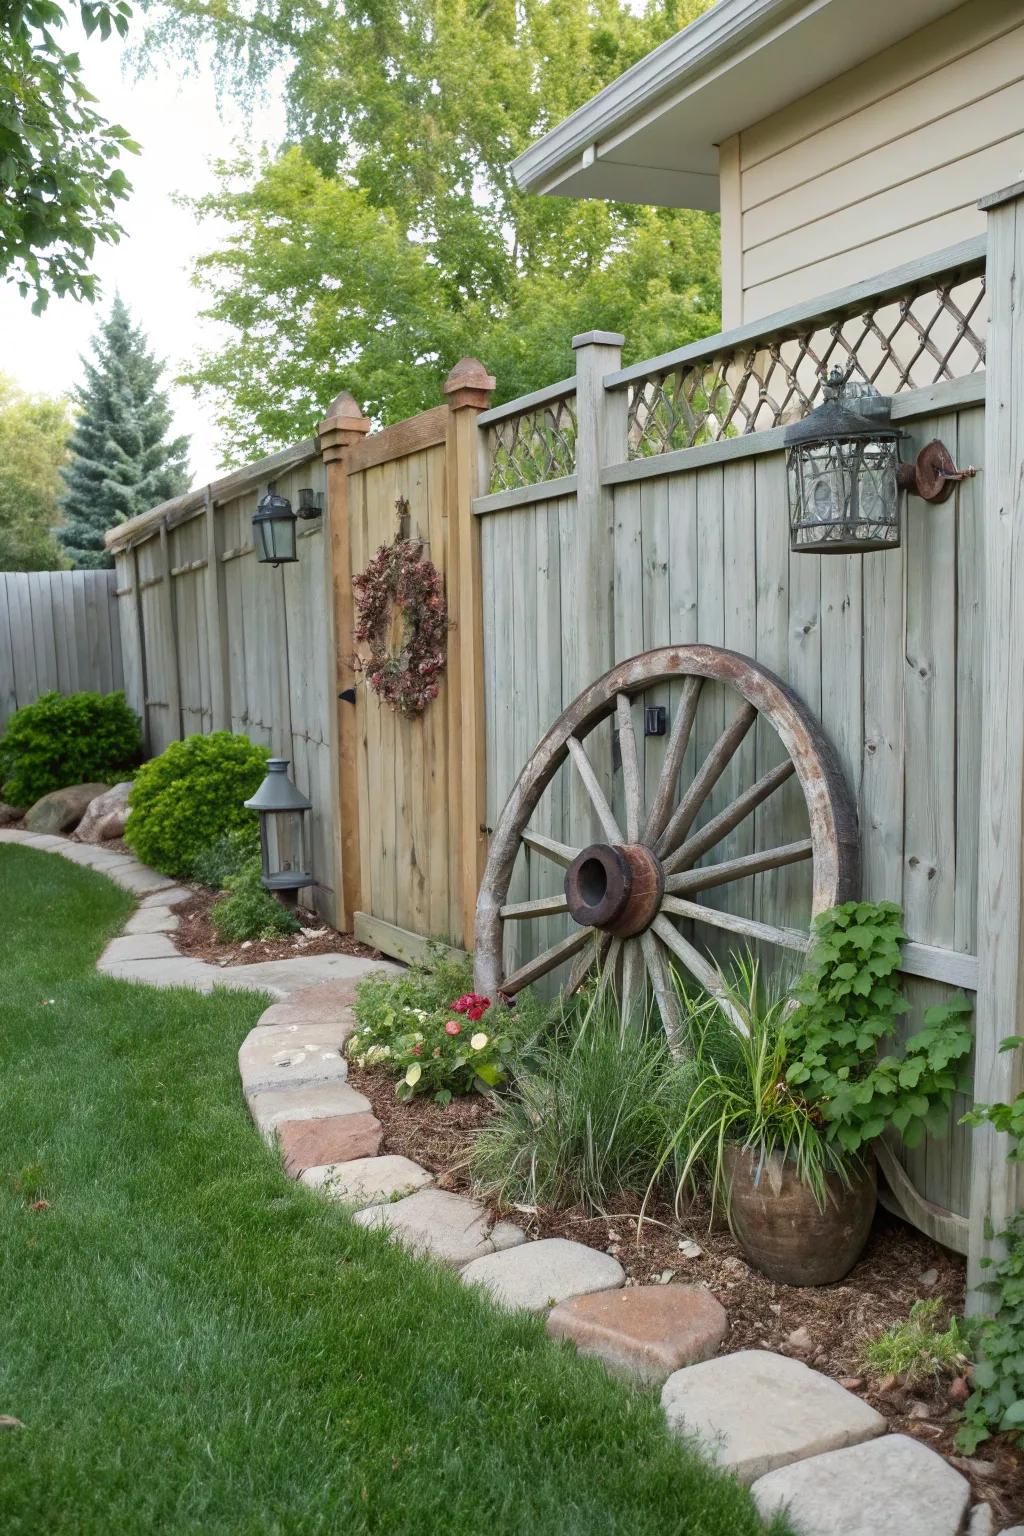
723 1144 876 1286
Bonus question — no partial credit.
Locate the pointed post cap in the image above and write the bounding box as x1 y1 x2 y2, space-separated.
443 357 495 411
319 389 371 461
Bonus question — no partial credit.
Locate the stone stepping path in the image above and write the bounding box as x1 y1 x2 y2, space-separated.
661 1348 886 1483
750 1432 971 1535
546 1283 727 1384
460 1237 624 1312
5 824 983 1534
0 828 398 998
354 1186 524 1268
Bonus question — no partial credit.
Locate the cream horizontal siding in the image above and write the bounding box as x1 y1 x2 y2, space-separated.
737 0 1024 320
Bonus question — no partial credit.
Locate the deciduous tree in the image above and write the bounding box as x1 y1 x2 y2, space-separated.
0 375 71 571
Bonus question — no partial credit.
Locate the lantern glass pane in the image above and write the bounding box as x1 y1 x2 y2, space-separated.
788 435 900 553
260 810 311 891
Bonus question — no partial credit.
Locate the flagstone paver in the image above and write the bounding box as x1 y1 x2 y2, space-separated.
661 1349 886 1483
750 1433 970 1535
354 1187 524 1268
247 1080 371 1139
238 1020 350 1096
546 1283 728 1383
460 1237 624 1313
138 885 191 908
123 906 180 935
301 1155 433 1204
100 933 181 965
278 1111 383 1176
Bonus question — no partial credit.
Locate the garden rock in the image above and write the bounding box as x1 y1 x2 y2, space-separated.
247 1080 371 1140
661 1349 886 1482
75 781 132 843
277 1111 382 1176
354 1187 524 1267
750 1432 970 1535
546 1283 727 1384
0 802 21 826
301 1155 433 1204
24 782 109 834
460 1238 624 1314
970 1504 994 1536
238 1021 350 1096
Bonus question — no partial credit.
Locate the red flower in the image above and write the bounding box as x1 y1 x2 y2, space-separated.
411 1043 423 1056
444 1020 462 1036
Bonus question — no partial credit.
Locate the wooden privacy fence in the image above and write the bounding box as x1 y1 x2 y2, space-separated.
469 208 1020 1304
0 570 124 731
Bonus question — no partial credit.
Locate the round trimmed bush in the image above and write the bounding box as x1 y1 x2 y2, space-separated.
0 690 142 807
124 732 269 878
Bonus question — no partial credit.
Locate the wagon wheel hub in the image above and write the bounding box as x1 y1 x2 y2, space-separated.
564 843 664 938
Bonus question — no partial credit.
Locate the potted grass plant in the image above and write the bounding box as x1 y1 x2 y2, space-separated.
662 904 974 1286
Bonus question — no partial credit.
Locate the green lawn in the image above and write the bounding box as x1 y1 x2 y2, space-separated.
0 846 786 1535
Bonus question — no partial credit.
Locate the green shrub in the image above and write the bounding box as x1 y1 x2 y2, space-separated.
210 857 300 943
189 825 261 889
348 947 546 1104
471 988 689 1212
124 731 268 878
861 1300 974 1389
0 690 141 806
956 1039 1024 1451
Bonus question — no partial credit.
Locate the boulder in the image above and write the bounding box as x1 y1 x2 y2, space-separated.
75 781 133 843
0 802 21 826
23 783 110 835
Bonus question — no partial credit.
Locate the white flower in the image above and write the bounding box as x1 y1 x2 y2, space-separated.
470 1032 488 1051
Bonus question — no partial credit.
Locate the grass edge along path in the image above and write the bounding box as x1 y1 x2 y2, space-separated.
0 846 790 1536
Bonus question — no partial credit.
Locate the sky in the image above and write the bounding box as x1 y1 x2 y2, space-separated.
0 23 287 483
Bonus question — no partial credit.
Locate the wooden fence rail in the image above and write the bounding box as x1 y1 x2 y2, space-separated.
0 570 124 731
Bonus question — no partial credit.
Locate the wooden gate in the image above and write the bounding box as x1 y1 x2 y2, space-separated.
320 362 493 962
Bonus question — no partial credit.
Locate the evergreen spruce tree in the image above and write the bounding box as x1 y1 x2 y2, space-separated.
59 296 191 567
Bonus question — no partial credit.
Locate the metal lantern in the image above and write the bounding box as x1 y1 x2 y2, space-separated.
253 487 298 565
785 370 903 554
244 758 312 903
296 487 324 518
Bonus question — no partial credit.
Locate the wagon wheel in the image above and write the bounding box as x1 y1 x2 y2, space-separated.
474 645 859 1055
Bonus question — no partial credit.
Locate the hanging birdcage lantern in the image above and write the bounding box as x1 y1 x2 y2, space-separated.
785 370 903 553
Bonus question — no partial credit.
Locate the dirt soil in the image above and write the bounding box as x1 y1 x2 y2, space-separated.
173 884 382 967
350 1062 1024 1525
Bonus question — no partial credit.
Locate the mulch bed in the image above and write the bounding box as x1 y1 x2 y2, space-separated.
172 884 382 967
350 1061 1024 1525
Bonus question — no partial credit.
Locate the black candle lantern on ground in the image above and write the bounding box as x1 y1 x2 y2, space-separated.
244 758 312 904
253 487 298 565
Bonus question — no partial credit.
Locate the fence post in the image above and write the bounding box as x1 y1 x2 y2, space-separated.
443 358 495 948
204 486 231 731
319 391 371 933
968 179 1024 1310
157 518 183 741
567 331 627 838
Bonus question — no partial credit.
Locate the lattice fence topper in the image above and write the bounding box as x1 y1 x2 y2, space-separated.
487 390 577 493
626 264 986 460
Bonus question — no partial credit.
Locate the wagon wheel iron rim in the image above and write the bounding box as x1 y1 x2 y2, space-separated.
473 645 859 1055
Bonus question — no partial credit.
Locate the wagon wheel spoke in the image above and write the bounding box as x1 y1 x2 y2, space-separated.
650 914 748 1037
666 759 796 876
600 936 623 995
653 702 757 860
642 675 702 844
665 839 812 897
503 926 592 996
620 938 646 1030
566 930 608 994
661 895 811 954
523 829 580 867
499 893 569 920
639 929 685 1059
566 736 623 844
615 693 644 843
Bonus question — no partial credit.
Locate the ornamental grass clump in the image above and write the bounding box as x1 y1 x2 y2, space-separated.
471 987 690 1213
209 857 300 943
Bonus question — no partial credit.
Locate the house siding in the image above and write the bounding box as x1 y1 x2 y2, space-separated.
734 0 1024 321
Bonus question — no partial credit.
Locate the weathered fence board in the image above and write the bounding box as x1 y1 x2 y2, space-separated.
0 570 124 731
